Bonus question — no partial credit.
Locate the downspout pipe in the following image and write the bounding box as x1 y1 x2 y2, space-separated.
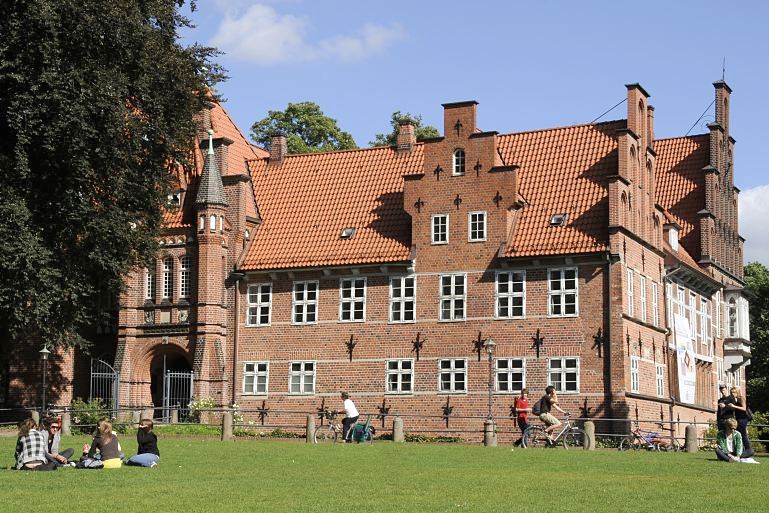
229 271 245 406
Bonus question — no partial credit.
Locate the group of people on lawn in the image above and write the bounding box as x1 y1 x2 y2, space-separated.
512 384 758 461
715 384 755 462
13 415 159 471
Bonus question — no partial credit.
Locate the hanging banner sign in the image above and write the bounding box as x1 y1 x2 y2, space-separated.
674 314 696 404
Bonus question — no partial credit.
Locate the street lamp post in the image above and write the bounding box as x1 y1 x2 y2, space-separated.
39 346 50 415
482 338 496 447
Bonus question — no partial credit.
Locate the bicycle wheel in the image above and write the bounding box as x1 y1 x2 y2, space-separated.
562 428 585 449
619 436 639 451
668 437 683 452
313 426 338 444
522 427 548 448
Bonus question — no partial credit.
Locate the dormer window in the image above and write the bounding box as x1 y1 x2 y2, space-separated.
167 191 181 208
669 227 679 251
453 149 465 176
550 213 568 226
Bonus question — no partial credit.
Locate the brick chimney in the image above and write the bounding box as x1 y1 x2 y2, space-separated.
396 119 416 152
269 131 287 161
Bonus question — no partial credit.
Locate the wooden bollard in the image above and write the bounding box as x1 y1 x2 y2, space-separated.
221 410 234 441
306 414 315 443
583 421 595 450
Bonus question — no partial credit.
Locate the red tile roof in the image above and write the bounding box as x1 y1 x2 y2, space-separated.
163 102 265 229
242 146 423 270
498 121 624 256
655 134 709 261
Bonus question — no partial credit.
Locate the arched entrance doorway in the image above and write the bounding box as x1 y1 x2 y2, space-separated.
149 347 193 421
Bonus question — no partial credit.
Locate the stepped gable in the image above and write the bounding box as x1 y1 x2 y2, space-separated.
654 134 709 260
242 145 424 270
498 120 625 257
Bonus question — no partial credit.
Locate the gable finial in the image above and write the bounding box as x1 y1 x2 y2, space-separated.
207 129 215 156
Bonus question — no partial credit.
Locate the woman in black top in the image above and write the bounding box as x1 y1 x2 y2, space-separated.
726 387 753 457
126 419 160 467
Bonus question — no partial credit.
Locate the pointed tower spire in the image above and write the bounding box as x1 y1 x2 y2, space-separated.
195 129 228 207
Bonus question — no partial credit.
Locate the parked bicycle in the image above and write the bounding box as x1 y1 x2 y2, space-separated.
619 421 682 452
522 413 585 449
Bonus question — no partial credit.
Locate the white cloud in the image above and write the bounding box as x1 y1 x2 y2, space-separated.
210 4 404 64
739 184 769 266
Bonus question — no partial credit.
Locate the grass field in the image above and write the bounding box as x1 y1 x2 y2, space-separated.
0 436 766 512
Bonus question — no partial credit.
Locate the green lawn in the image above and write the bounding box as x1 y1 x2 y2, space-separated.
0 436 766 512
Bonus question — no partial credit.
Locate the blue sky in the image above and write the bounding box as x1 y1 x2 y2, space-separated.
182 0 769 263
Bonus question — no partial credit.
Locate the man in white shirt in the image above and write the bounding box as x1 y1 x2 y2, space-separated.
340 392 359 443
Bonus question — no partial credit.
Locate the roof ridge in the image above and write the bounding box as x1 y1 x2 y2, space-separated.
212 102 264 159
655 133 709 142
245 142 425 162
498 118 626 138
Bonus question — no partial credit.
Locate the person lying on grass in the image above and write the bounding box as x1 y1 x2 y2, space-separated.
125 419 160 467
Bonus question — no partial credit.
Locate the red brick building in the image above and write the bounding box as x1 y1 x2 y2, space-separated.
9 81 752 438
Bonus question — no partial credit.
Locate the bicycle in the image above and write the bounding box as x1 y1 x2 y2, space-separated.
314 410 344 443
522 413 585 449
619 421 682 452
313 411 375 444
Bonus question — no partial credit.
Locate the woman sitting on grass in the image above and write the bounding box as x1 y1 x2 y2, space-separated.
716 418 743 462
125 419 159 467
84 419 122 469
14 418 56 471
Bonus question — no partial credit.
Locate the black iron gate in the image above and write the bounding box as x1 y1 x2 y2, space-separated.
163 370 194 421
90 359 119 411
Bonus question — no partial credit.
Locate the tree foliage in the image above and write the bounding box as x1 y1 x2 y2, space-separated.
745 261 769 410
250 102 357 154
369 111 440 147
0 0 223 368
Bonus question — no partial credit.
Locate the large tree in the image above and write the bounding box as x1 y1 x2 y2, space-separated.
250 102 357 154
745 262 769 411
369 111 439 147
0 0 223 393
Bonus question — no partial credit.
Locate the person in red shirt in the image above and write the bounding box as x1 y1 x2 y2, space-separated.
513 388 530 447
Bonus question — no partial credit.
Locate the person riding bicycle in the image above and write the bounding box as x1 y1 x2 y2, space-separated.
339 392 359 443
538 386 567 444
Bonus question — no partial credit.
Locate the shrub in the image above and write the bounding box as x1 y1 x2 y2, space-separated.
69 398 111 434
187 397 216 423
233 427 303 439
404 433 461 443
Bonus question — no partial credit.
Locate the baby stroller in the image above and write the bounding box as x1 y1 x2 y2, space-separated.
348 415 376 444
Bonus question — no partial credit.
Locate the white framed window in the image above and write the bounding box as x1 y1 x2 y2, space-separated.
655 364 665 397
438 359 466 392
548 358 579 393
702 299 712 355
651 282 659 327
162 257 173 300
468 211 486 242
386 359 413 394
453 149 465 176
339 277 366 322
548 268 578 317
727 297 737 337
735 367 742 385
198 215 205 232
439 274 466 321
243 362 268 395
626 268 634 317
389 276 415 323
495 358 525 393
495 271 525 319
639 275 647 322
292 281 318 324
714 291 721 339
431 214 448 244
246 283 272 326
209 214 216 232
289 361 315 394
688 291 697 336
666 283 673 327
145 260 155 301
179 256 192 299
630 356 640 393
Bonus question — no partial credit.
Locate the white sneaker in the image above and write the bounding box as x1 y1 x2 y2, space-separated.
149 461 157 468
